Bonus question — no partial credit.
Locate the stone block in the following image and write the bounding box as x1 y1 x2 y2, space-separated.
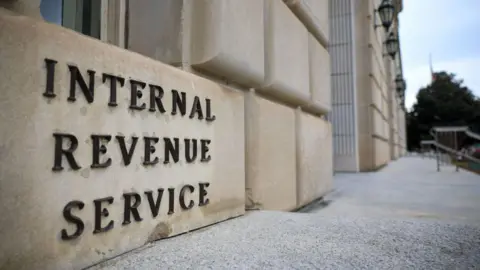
127 0 183 64
190 0 265 87
296 111 333 207
334 155 359 172
373 109 384 138
0 0 42 18
374 138 389 167
372 86 382 112
0 10 245 270
305 34 331 114
261 0 310 106
283 0 329 45
245 91 297 211
356 104 372 135
358 134 374 171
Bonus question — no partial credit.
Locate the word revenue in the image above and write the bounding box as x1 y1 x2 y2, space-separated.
61 182 210 240
52 133 212 171
43 58 216 123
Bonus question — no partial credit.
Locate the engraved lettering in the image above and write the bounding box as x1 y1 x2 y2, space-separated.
206 98 216 122
168 188 175 215
129 79 146 110
200 139 212 162
148 84 166 113
144 189 165 218
184 138 198 163
52 133 81 171
102 73 125 107
43 58 57 98
189 96 204 120
163 138 179 164
179 185 194 210
60 200 85 240
198 182 210 206
91 134 112 169
93 197 114 234
143 137 159 165
122 192 143 225
116 136 138 166
171 89 186 116
67 65 95 103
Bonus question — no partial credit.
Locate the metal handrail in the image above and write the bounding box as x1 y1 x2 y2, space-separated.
423 140 480 164
425 128 480 172
428 129 480 163
465 128 480 141
431 126 480 141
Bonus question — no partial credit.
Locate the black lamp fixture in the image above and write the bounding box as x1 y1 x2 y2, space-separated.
385 33 399 59
374 0 395 32
395 74 406 92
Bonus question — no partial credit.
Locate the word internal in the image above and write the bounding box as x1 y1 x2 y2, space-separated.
43 59 216 122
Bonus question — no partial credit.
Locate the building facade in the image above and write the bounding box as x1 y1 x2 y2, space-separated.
0 0 409 268
0 0 332 269
329 0 406 172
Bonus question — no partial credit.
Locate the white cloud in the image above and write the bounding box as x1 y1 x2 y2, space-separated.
404 56 480 110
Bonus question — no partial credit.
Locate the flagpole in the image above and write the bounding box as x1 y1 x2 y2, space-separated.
429 53 435 82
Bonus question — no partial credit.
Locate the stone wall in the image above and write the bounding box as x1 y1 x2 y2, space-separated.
0 0 332 269
330 0 405 172
130 0 334 211
358 0 391 170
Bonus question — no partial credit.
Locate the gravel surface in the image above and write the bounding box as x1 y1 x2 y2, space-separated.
92 157 480 270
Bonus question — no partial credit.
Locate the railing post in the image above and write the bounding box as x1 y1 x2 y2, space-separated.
454 131 459 172
434 131 440 172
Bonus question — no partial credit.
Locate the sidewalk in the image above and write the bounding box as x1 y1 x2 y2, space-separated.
91 157 480 270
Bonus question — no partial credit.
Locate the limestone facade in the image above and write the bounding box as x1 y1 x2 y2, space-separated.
329 0 406 172
0 0 332 269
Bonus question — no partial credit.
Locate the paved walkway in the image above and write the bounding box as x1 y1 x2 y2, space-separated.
92 157 480 270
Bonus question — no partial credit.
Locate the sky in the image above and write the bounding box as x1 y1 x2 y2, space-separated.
399 0 480 111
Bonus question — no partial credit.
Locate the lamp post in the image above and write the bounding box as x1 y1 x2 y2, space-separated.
395 74 406 92
374 0 395 32
385 33 399 59
394 74 406 109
